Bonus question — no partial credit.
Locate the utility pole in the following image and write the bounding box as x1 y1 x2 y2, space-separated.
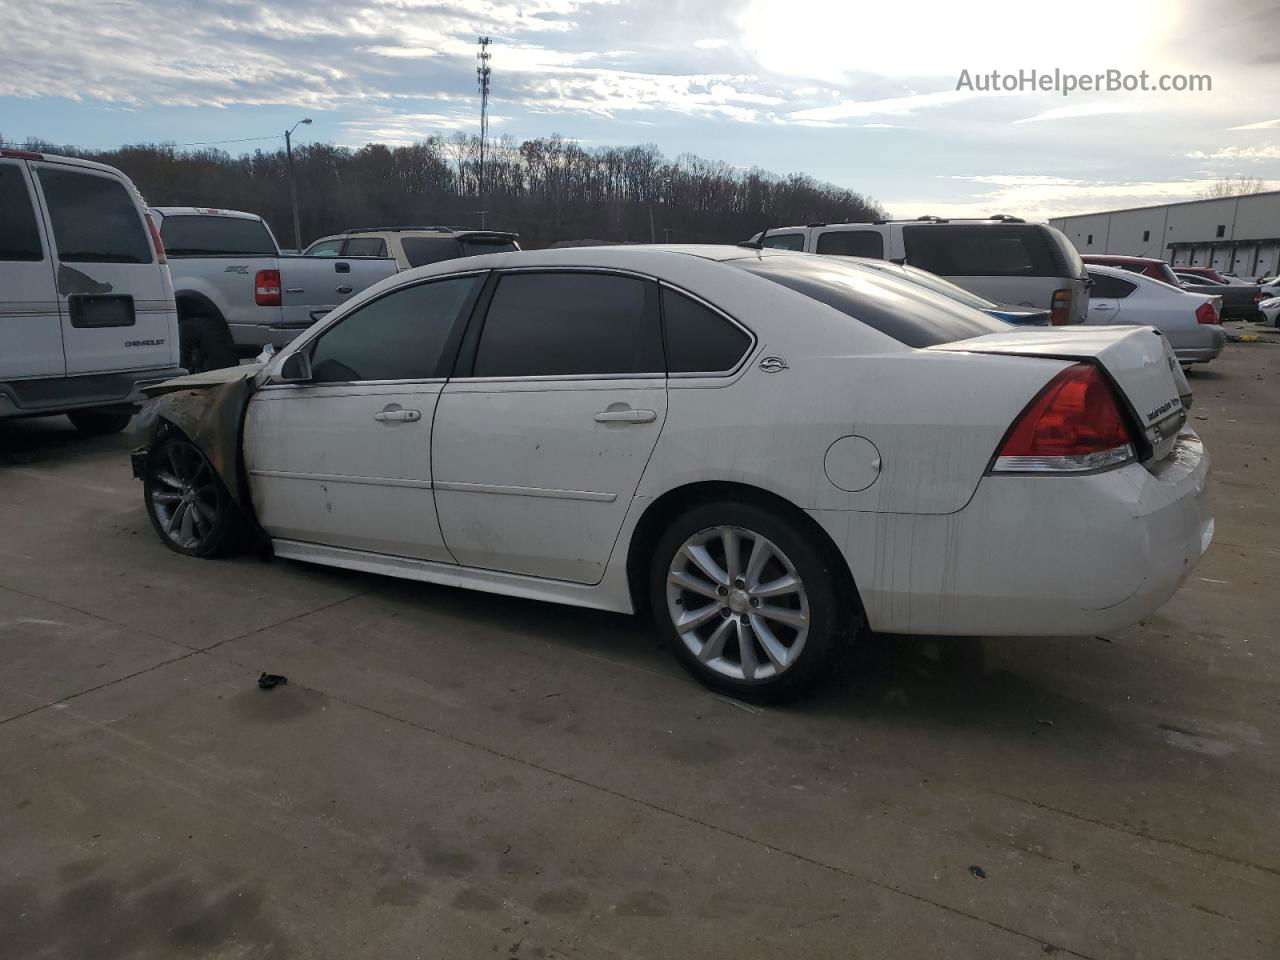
285 117 312 252
476 36 491 229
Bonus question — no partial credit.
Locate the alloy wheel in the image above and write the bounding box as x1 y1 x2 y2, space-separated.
665 525 810 682
148 440 222 551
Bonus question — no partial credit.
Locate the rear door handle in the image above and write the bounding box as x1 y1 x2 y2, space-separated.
594 409 657 423
336 285 353 295
374 408 421 423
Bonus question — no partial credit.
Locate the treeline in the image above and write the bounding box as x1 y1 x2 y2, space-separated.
4 132 886 249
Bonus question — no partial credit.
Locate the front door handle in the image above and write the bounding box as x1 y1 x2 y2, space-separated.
1093 303 1115 311
336 285 354 295
374 408 421 423
594 408 657 424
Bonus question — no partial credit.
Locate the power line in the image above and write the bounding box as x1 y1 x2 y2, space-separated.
0 134 285 151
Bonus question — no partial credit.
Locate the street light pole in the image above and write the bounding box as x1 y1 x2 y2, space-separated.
285 118 312 252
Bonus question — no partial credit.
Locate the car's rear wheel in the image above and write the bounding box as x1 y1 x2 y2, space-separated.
67 409 133 436
650 501 846 701
143 433 243 558
179 315 237 374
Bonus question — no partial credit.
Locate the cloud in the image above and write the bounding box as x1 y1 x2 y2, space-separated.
1013 102 1139 124
1228 118 1280 131
789 89 981 124
1186 144 1280 161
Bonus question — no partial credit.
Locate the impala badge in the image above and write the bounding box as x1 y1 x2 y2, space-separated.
759 356 789 373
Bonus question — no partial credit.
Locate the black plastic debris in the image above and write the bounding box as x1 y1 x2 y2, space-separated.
968 865 986 880
258 673 288 690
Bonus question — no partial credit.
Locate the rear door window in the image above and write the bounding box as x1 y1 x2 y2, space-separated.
460 237 517 257
733 255 1009 348
37 167 151 264
903 224 1062 278
1088 273 1138 298
661 287 752 373
0 163 43 261
761 233 805 251
401 236 464 267
472 272 662 378
815 230 884 258
305 238 344 257
159 215 276 256
343 236 388 257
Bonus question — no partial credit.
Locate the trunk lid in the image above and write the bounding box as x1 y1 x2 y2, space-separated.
929 326 1189 462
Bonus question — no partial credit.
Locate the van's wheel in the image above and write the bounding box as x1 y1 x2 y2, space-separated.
67 409 133 436
650 501 847 702
143 433 244 558
179 315 237 374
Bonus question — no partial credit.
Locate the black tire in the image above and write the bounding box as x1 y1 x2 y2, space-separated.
67 409 133 435
649 500 849 702
179 314 237 374
143 432 244 558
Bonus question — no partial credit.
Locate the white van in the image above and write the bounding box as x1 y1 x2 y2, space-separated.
748 216 1089 325
1 150 182 434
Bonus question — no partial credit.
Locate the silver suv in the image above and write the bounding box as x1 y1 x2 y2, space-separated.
303 226 519 271
747 216 1089 325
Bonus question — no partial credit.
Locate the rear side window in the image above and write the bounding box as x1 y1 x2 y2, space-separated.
815 230 884 258
473 272 661 378
401 236 463 267
37 167 151 264
662 287 752 373
309 275 480 383
343 236 387 257
903 224 1064 278
160 215 276 256
733 256 1009 348
761 233 805 251
0 163 43 261
1088 273 1138 298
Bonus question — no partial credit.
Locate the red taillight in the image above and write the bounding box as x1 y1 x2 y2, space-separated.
255 269 282 307
144 213 167 265
1050 288 1072 325
1195 301 1219 325
991 363 1134 473
1254 292 1264 305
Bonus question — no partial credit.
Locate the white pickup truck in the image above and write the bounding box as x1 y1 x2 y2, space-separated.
152 207 397 372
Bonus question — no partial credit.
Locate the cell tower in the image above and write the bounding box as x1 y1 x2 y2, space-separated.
476 36 492 228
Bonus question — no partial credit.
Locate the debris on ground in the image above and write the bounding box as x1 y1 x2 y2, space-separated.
258 672 289 690
969 865 987 879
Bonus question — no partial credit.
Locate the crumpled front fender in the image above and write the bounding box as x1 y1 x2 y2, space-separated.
135 366 261 509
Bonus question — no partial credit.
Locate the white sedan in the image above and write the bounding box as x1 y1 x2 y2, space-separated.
134 247 1213 700
1085 264 1227 366
1261 296 1280 327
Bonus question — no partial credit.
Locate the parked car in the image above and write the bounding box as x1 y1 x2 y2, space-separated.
152 207 398 372
746 216 1088 324
832 257 1049 324
1084 254 1264 321
1176 266 1238 285
131 246 1211 700
0 149 183 434
303 226 519 271
1085 264 1226 366
1260 296 1280 328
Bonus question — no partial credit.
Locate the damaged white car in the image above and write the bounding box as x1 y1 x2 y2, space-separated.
133 246 1213 699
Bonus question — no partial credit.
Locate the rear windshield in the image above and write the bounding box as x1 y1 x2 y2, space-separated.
860 261 997 311
903 223 1070 278
160 215 276 256
733 255 1010 348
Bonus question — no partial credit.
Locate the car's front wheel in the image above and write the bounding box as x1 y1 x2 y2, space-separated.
650 501 848 701
143 433 244 558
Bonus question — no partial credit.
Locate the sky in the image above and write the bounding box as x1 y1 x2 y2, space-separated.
1 0 1278 220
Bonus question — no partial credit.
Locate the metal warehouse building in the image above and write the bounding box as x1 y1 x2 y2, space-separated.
1049 191 1280 279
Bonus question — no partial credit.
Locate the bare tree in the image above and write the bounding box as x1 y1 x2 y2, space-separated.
1197 175 1268 199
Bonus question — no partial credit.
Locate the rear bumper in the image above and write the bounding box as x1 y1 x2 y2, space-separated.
0 367 187 419
1164 325 1226 364
811 430 1213 636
